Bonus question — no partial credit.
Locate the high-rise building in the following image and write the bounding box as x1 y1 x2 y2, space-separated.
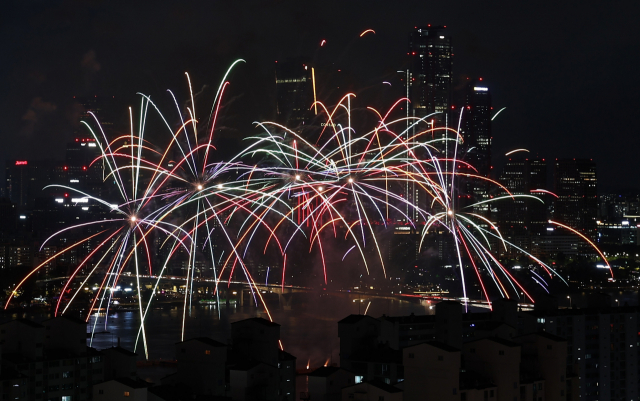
73 95 117 134
597 192 640 246
407 26 453 120
598 192 640 221
553 159 598 240
531 301 639 401
5 160 57 211
460 80 492 178
275 59 315 131
400 26 452 228
498 158 548 234
459 80 492 217
64 137 105 198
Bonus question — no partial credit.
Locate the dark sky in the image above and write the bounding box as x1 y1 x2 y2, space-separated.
2 0 639 191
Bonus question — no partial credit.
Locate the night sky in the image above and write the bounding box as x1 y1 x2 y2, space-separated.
2 0 639 191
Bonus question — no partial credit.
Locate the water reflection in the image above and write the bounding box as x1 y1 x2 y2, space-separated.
87 292 437 369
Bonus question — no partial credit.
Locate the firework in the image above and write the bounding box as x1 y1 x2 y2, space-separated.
3 61 613 357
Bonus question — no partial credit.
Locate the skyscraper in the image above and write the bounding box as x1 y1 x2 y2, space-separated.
553 159 598 240
73 95 117 134
460 80 492 178
5 160 57 211
457 80 493 217
64 137 105 198
275 59 315 131
407 26 453 120
401 26 453 224
498 158 548 235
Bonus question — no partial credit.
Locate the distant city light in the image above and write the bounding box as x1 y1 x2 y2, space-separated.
473 87 488 92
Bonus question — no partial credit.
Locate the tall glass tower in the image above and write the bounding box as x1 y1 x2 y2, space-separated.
408 26 453 120
460 80 492 178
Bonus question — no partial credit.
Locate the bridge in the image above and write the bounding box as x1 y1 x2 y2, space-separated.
37 273 533 311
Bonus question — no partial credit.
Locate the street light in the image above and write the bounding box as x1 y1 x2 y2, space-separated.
567 295 571 308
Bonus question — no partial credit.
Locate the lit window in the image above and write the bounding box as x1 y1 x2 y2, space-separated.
124 391 130 397
205 350 211 355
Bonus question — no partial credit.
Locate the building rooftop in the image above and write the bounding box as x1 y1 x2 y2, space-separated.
278 349 296 361
424 341 460 352
364 379 403 394
1 318 43 328
379 313 435 324
470 321 514 331
461 312 495 322
515 331 567 343
338 314 378 325
103 346 137 356
113 377 150 389
465 336 521 348
526 305 640 317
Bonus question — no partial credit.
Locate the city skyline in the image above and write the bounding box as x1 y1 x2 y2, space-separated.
2 4 640 401
0 8 637 302
1 1 639 191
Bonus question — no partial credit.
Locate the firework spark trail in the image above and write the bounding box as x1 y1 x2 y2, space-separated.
5 61 616 358
127 64 285 340
239 95 536 301
156 84 603 319
548 220 613 277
